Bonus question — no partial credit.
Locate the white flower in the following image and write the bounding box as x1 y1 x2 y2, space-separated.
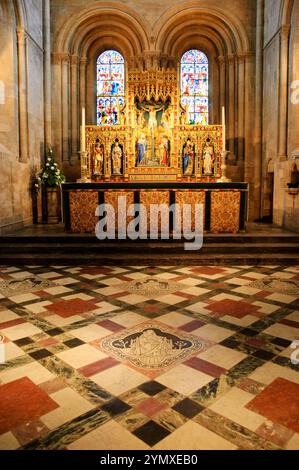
47 157 51 161
54 163 57 166
51 166 54 170
46 163 50 166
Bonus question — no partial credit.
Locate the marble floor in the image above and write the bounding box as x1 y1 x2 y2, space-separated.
0 264 299 450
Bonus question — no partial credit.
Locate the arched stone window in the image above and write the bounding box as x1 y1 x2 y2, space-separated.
180 49 209 125
96 50 125 126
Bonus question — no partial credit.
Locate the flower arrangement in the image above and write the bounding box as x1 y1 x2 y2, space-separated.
38 148 66 187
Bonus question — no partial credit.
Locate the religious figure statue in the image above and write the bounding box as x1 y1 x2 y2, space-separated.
136 109 146 128
129 329 174 368
93 143 104 175
158 135 170 166
139 103 165 129
161 107 171 130
136 133 148 166
203 141 215 175
182 138 195 175
111 140 123 175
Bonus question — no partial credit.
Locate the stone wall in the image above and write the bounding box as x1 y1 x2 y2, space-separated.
262 0 299 231
0 0 46 234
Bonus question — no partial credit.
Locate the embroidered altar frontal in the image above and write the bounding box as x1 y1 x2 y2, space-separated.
63 182 248 234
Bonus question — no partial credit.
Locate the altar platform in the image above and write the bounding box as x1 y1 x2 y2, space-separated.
62 182 248 234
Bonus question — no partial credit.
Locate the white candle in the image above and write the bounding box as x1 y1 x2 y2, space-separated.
222 106 226 152
81 107 86 152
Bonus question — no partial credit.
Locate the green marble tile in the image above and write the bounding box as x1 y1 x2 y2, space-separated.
22 408 110 450
120 388 149 407
40 356 112 404
227 356 264 383
0 354 33 372
154 408 187 432
194 408 280 450
115 409 149 432
156 389 185 407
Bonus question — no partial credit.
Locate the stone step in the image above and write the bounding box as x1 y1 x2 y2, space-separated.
0 242 299 254
0 252 298 266
1 235 299 244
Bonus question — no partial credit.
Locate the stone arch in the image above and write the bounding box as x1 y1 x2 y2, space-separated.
154 3 250 58
12 0 27 30
279 0 295 26
54 1 150 56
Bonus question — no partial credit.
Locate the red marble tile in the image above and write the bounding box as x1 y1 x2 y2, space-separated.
0 318 26 329
45 298 97 317
80 267 113 275
34 290 52 297
180 320 206 332
245 337 266 348
246 377 299 433
142 304 161 313
237 378 266 395
174 291 195 300
98 319 124 332
207 299 260 318
39 377 67 395
184 357 227 378
279 319 299 329
12 418 49 446
255 421 294 448
254 290 272 299
0 377 58 434
212 283 227 289
37 337 58 347
79 357 119 377
190 267 225 275
109 291 129 299
136 397 167 418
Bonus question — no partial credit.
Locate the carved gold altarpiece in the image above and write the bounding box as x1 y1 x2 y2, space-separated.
80 70 223 183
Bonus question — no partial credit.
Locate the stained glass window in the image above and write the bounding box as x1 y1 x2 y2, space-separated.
96 50 125 126
180 50 209 125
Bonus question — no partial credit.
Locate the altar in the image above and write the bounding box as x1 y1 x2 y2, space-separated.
62 69 248 235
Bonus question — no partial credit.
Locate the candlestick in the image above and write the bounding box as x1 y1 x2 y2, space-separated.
81 107 86 152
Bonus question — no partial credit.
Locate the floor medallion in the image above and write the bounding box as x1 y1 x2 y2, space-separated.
249 276 299 295
100 321 204 370
120 278 185 298
0 276 56 297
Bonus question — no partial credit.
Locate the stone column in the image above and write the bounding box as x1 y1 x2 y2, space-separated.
70 55 79 161
227 54 235 159
278 25 290 160
43 0 52 150
17 28 29 163
218 55 226 115
244 53 255 185
61 53 70 163
51 53 62 162
237 53 245 162
254 0 264 219
79 57 87 121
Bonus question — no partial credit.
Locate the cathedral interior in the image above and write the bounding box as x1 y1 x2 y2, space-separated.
0 0 299 452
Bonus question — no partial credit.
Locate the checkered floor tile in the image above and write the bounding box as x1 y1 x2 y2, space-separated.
0 264 299 450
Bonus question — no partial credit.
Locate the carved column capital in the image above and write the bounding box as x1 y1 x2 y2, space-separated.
218 55 225 67
70 54 79 67
227 53 235 64
79 57 88 68
16 28 27 45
